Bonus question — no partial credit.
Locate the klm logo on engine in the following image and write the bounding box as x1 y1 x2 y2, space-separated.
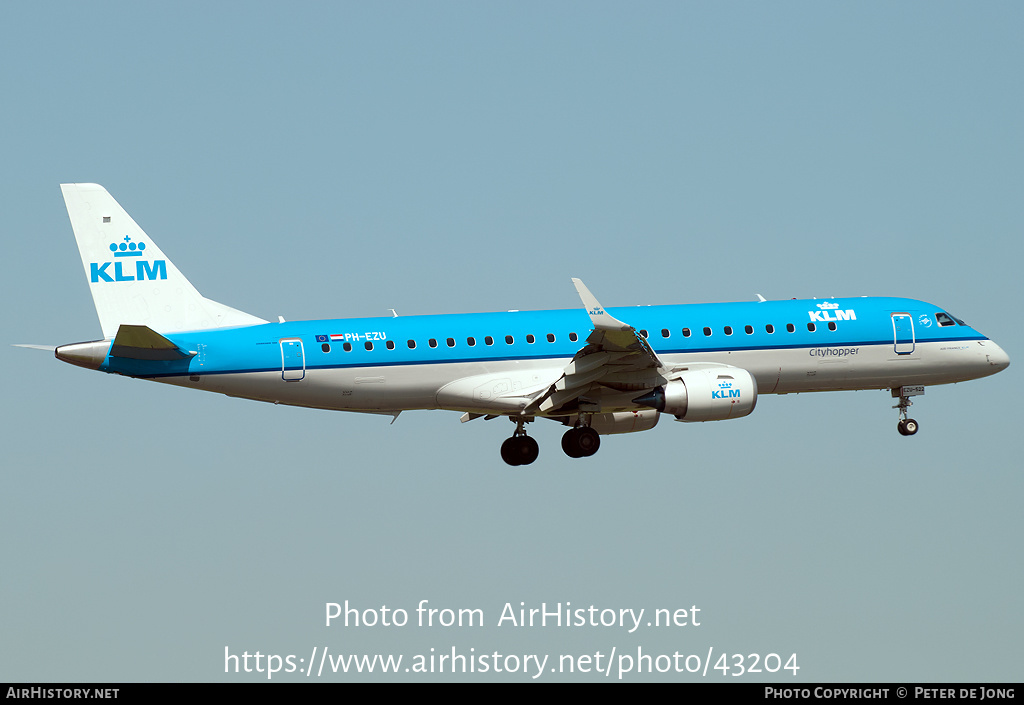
808 301 856 323
90 237 167 283
711 381 741 400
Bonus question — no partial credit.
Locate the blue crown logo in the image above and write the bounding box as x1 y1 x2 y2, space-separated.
108 236 147 257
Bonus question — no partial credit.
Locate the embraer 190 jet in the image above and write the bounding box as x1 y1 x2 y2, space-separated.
41 184 1010 465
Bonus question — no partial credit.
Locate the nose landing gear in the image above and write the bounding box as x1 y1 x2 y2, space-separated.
892 386 923 436
897 418 919 436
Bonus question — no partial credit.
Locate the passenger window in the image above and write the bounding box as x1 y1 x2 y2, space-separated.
386 340 395 350
407 340 416 349
744 325 753 335
446 338 455 347
682 328 691 337
786 323 795 333
467 337 476 346
485 336 494 345
526 334 535 344
640 329 649 338
505 335 514 345
546 333 555 343
807 323 816 332
724 326 732 336
365 341 373 350
429 338 438 348
321 343 330 353
661 328 670 338
343 342 352 352
766 324 774 334
569 332 578 342
828 322 837 331
703 327 712 336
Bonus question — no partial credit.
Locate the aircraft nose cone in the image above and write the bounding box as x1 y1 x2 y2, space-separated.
987 342 1010 371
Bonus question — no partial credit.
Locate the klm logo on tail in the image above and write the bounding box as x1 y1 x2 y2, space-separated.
90 237 167 283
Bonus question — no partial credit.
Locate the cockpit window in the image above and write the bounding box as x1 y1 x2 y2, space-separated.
935 312 955 327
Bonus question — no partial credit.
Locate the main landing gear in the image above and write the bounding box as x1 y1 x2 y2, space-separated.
500 416 539 466
561 425 600 458
892 386 923 436
499 416 603 465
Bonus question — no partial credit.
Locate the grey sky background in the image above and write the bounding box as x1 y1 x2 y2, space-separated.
2 2 1021 682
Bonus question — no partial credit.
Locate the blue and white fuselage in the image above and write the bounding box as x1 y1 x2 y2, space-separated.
50 184 1010 465
88 298 1003 407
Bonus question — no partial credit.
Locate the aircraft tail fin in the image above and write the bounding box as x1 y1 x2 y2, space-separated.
61 183 267 339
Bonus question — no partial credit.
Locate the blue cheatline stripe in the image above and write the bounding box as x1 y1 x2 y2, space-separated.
108 295 990 378
123 336 988 379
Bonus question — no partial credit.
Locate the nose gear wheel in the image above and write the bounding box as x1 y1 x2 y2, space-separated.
892 388 920 436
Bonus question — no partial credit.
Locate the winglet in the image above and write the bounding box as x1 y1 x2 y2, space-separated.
571 278 631 331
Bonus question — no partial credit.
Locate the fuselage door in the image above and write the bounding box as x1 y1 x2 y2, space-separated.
892 313 915 355
280 338 305 381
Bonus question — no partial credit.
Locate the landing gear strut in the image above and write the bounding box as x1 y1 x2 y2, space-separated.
500 416 539 466
561 423 600 459
892 386 922 436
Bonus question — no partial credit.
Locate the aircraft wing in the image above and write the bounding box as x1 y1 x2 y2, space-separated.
571 278 663 368
524 279 666 416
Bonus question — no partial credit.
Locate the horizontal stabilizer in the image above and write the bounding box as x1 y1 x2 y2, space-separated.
109 324 194 360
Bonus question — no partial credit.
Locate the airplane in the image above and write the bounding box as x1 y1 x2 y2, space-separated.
41 183 1010 466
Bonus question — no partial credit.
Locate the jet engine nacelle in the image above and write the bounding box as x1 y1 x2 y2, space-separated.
634 368 758 422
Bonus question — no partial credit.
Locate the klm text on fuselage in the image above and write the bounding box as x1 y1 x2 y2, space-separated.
808 309 856 322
